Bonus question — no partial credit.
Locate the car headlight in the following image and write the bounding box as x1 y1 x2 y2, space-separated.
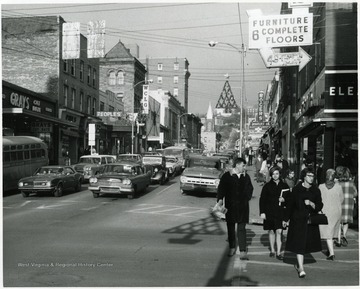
180 176 188 183
89 177 97 183
122 178 131 185
215 179 220 187
154 168 158 172
46 181 51 187
18 182 23 187
84 167 92 171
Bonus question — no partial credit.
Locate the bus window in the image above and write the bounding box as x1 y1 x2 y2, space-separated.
17 151 23 161
10 151 17 161
4 152 10 162
31 150 36 159
24 150 30 160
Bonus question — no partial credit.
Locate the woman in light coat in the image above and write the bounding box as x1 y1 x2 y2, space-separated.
319 169 344 260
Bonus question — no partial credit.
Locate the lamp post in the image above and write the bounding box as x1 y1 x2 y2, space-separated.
209 41 245 157
178 112 191 145
131 79 153 154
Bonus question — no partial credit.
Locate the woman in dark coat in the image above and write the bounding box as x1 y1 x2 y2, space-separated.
260 166 290 260
284 167 323 278
217 157 254 260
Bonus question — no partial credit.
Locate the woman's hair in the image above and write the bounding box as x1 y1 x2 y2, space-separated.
269 166 280 177
325 168 336 182
299 167 315 181
335 166 351 182
286 169 294 176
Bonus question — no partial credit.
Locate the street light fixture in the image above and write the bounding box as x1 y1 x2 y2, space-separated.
209 40 245 157
131 79 153 154
178 112 192 145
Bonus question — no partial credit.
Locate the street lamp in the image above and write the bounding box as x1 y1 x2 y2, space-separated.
131 79 153 154
208 40 245 157
178 112 191 145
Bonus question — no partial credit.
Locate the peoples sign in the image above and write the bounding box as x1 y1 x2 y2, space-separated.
249 13 313 48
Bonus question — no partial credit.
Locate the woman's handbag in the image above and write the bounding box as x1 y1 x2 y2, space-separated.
308 211 328 225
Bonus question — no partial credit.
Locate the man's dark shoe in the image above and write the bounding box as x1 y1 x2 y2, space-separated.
239 250 249 260
228 248 236 257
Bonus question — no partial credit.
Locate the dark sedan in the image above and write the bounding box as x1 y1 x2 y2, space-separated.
142 155 169 185
18 166 83 197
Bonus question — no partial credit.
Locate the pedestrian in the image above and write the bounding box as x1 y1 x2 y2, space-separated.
259 154 272 185
284 169 296 191
319 169 344 260
259 166 290 260
248 147 253 165
283 167 324 278
216 157 254 260
335 166 358 247
275 159 287 181
254 152 263 182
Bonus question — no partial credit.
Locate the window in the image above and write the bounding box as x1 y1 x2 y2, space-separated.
158 63 163 70
117 70 124 85
71 88 76 109
173 88 178 97
71 59 76 76
93 68 96 87
63 60 68 72
174 62 179 70
174 76 179 84
108 71 116 85
100 101 105 111
87 96 91 114
157 77 163 84
64 85 69 106
80 60 84 81
80 91 84 112
87 65 91 84
92 98 96 115
109 105 114 112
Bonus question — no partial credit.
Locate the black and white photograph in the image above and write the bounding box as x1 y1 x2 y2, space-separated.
2 1 358 287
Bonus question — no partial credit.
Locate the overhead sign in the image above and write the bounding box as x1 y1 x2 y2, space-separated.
62 22 80 59
260 47 312 71
142 85 149 114
248 13 313 48
257 91 265 122
87 20 105 58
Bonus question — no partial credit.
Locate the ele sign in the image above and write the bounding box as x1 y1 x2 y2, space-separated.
248 13 313 49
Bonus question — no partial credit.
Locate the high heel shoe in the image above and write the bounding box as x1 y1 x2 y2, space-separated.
294 264 306 278
326 255 335 261
341 236 348 247
334 240 341 247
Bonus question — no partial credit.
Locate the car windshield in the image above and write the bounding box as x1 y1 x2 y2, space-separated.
143 157 162 164
79 157 100 164
118 155 138 162
166 158 176 163
36 167 63 175
164 149 183 157
189 158 220 169
103 165 133 175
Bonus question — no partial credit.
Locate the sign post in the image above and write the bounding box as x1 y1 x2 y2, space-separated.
88 123 96 155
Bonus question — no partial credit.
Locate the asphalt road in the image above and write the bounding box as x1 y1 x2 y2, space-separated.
3 168 359 287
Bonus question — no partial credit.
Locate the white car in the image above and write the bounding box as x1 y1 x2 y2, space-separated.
73 155 116 181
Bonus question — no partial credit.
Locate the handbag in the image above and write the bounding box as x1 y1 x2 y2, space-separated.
308 211 328 225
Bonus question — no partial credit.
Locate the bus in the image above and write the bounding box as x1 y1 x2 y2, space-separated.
3 136 48 192
163 146 190 169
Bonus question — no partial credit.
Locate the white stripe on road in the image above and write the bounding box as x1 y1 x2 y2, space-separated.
156 182 178 195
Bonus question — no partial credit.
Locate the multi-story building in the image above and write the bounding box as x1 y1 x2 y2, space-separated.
2 16 101 165
141 57 190 112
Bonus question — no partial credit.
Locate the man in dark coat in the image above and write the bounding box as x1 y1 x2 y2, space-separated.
217 157 254 260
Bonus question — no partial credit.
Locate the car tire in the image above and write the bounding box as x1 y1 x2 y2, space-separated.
159 175 165 185
75 180 82 192
93 192 99 198
21 191 29 198
54 184 63 197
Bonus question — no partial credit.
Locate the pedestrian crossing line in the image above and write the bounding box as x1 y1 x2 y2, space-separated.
156 182 177 195
128 204 165 211
177 209 207 216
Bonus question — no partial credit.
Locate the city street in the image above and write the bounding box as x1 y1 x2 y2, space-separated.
3 166 359 287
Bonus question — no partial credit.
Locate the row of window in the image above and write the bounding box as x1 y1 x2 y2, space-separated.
63 60 97 88
63 84 97 115
157 76 179 84
99 101 114 112
108 70 125 86
157 62 179 71
3 149 46 163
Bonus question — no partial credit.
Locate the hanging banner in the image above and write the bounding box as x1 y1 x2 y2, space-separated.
87 20 106 58
142 85 149 114
257 91 265 122
62 22 80 59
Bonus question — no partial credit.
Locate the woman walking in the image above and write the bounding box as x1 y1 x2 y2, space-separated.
284 167 324 278
259 166 290 260
335 166 358 247
319 169 344 260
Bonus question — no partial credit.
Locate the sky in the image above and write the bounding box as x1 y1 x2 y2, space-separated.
1 1 283 115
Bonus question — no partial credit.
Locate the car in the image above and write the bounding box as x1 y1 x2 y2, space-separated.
73 154 116 181
165 156 182 177
88 162 151 199
117 154 143 164
142 152 162 156
142 155 169 185
180 155 227 195
18 166 83 197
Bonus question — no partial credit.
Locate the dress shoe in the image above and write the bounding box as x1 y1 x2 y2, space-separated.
276 254 284 260
228 248 236 257
326 255 335 261
334 240 341 247
269 252 275 257
341 236 348 247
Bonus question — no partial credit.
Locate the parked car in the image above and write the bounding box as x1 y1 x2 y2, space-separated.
180 155 226 195
165 156 182 177
88 162 151 199
73 154 116 181
117 154 143 164
18 166 83 197
142 155 169 185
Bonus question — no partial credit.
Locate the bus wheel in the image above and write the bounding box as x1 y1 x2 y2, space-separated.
21 191 29 198
54 184 63 197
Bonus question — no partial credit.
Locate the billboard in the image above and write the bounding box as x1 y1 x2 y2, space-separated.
87 20 106 58
62 22 80 59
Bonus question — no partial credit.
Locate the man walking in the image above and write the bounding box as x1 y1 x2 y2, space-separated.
216 157 254 260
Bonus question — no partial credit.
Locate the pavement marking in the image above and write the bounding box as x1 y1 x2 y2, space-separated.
126 204 208 218
156 182 177 195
